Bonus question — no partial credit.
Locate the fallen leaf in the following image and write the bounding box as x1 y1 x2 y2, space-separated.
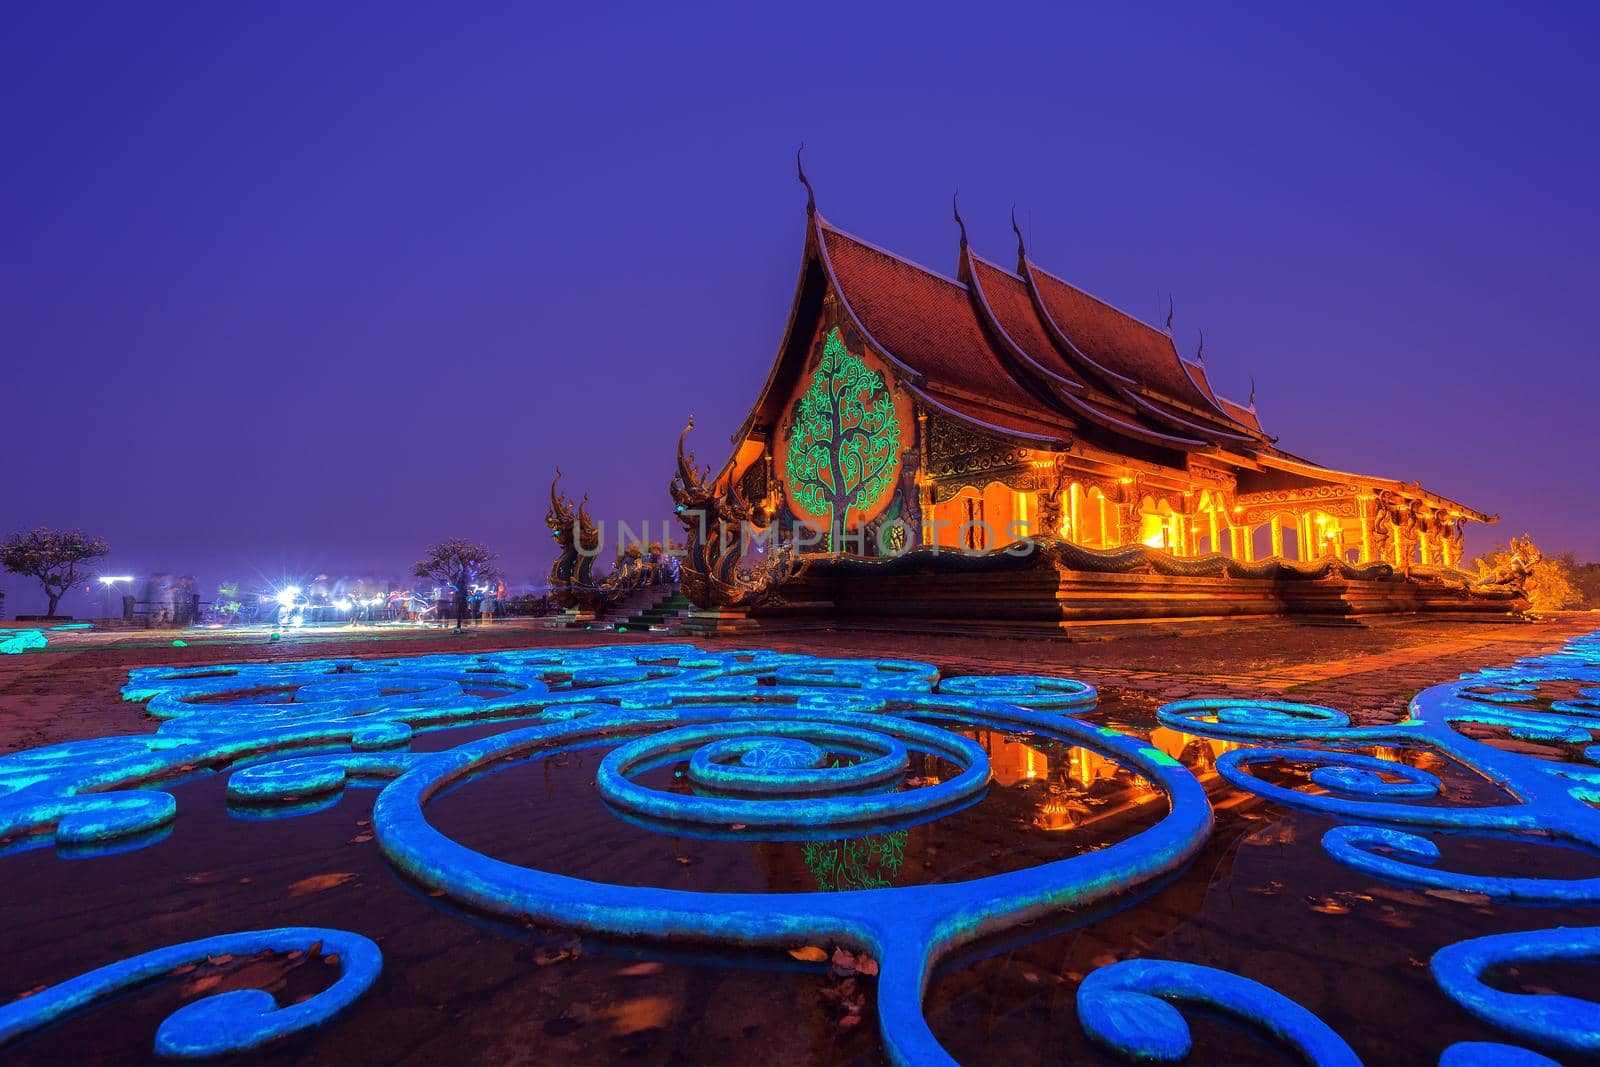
618 962 664 977
788 946 829 963
1306 897 1351 915
1425 888 1493 906
287 872 359 897
604 995 673 1034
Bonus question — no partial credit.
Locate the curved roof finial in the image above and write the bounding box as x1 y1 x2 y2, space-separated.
1010 203 1027 263
1164 295 1175 333
1248 375 1257 410
796 144 816 216
952 189 968 248
1195 328 1205 363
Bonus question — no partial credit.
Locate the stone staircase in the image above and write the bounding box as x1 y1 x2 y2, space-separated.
606 586 691 633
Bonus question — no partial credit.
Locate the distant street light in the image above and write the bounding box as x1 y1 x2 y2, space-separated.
97 575 134 619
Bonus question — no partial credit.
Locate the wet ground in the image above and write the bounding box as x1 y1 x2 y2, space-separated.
1 620 1597 1064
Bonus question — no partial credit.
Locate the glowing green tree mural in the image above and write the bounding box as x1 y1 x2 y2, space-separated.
802 830 908 891
784 328 903 547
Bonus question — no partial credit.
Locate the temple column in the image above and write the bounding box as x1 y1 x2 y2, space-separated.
1242 524 1256 562
1097 495 1110 547
917 412 934 546
1418 531 1432 566
1069 483 1082 544
1295 514 1309 561
1357 497 1373 563
1270 515 1284 559
1208 510 1221 557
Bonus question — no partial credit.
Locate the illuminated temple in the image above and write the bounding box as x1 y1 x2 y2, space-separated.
658 175 1526 626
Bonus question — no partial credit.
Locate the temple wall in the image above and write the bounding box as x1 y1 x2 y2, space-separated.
761 551 1522 629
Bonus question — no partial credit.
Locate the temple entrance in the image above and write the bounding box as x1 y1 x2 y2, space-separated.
927 482 1029 551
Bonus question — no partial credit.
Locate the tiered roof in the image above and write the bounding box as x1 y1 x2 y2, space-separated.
803 205 1266 454
730 186 1488 523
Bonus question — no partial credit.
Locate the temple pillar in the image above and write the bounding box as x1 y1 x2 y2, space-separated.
1242 525 1256 562
1418 531 1432 566
1270 516 1284 559
1357 497 1373 563
1097 495 1111 547
1069 483 1082 544
917 412 933 546
1207 510 1221 557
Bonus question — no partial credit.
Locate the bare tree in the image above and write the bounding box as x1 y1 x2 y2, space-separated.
2 528 110 618
414 538 497 631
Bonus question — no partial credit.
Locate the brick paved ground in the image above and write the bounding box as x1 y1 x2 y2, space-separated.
1 613 1595 755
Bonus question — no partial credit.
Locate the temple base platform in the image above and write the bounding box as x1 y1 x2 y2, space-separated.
736 544 1523 633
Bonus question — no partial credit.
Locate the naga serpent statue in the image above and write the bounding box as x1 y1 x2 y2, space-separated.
1470 534 1541 596
545 469 672 614
670 418 802 610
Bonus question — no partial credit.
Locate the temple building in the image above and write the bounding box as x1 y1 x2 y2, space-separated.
655 173 1527 626
719 185 1488 571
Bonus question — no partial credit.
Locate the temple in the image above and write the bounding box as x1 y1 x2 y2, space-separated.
658 172 1527 628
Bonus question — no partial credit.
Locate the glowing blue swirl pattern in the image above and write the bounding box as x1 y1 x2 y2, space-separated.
1157 630 1600 904
935 674 1097 710
6 633 1597 1061
600 716 988 834
0 928 381 1058
1430 926 1600 1057
0 641 1216 1064
1076 959 1360 1066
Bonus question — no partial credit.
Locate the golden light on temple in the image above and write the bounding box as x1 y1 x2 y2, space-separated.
660 189 1511 623
1033 790 1078 832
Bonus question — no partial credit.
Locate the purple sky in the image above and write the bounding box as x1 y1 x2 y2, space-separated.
4 3 1597 614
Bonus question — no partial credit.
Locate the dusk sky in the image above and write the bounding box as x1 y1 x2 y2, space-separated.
4 2 1596 614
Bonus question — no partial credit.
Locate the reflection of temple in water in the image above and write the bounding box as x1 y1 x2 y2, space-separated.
972 727 1238 833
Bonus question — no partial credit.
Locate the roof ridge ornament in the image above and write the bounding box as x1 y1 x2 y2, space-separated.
1248 375 1257 410
1164 295 1174 334
796 144 816 216
1010 204 1027 270
952 189 968 248
1195 328 1205 363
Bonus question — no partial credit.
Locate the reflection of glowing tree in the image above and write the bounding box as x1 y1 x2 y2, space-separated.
784 329 902 547
802 829 908 891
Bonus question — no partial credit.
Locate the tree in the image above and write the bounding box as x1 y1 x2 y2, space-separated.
784 328 903 550
414 539 498 631
2 527 110 617
1553 551 1600 609
1473 538 1581 614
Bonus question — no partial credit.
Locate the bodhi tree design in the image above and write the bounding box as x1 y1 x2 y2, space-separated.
784 328 903 550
